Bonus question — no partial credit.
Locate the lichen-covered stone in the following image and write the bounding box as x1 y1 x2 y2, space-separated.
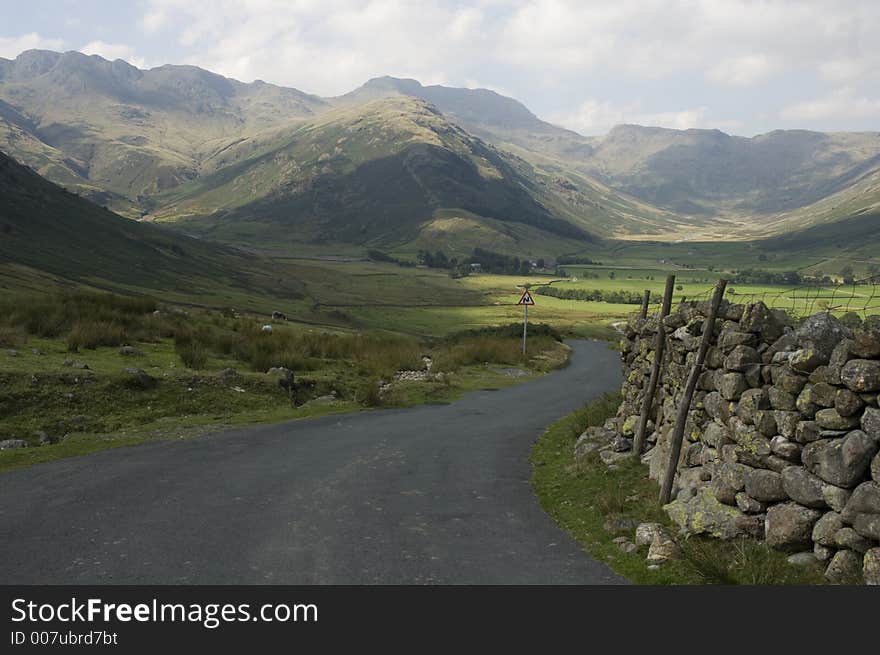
812 511 845 547
822 484 853 512
842 480 880 519
724 345 760 372
769 386 797 411
718 372 748 401
735 492 766 513
802 431 880 488
840 359 880 393
809 382 837 408
834 388 865 418
815 408 861 431
773 411 800 439
753 410 778 436
862 406 880 440
834 527 872 553
795 313 853 364
863 548 880 585
774 368 809 395
665 487 763 539
765 502 823 551
741 301 786 343
745 469 788 502
781 467 827 509
770 435 801 461
825 549 862 584
795 420 822 444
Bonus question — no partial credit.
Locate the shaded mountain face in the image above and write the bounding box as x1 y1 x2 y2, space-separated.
0 148 258 290
153 97 595 244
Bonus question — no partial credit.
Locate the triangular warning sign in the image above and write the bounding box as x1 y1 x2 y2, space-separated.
517 289 535 305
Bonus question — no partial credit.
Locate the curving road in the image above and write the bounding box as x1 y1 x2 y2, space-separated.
0 340 625 584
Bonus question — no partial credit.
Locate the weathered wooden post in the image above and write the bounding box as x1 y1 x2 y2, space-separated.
639 289 651 319
659 278 727 504
632 275 676 457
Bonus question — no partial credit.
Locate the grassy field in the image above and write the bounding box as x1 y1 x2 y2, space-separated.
0 291 572 472
531 394 827 585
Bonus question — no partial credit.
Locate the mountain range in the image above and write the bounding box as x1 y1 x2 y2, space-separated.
1 48 878 254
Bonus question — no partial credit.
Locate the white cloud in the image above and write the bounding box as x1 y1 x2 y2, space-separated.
79 41 147 69
0 32 64 59
707 54 778 87
128 0 880 133
781 87 880 121
552 98 712 135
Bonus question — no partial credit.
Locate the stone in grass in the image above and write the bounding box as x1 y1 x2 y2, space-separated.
814 543 834 562
0 439 29 450
121 368 157 390
824 549 862 584
765 502 823 551
863 548 880 585
635 522 668 547
646 532 680 564
787 551 818 567
119 345 143 357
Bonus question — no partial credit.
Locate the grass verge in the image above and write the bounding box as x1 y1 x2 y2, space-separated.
531 393 826 584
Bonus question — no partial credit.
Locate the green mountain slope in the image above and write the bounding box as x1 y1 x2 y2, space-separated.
0 50 327 216
151 97 598 245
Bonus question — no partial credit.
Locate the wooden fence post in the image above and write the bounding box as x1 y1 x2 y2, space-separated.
658 278 728 504
632 275 676 457
639 289 651 319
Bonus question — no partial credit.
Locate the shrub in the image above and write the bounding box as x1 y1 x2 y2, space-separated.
66 320 127 351
174 330 209 369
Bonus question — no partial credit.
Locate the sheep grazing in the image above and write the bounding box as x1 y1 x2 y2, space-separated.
272 310 287 321
261 324 273 334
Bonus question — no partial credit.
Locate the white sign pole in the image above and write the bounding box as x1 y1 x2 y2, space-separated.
522 302 528 355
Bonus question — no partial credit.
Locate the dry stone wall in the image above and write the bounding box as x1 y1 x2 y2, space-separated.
606 300 880 583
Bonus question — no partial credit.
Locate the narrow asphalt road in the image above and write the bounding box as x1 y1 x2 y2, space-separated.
0 340 625 584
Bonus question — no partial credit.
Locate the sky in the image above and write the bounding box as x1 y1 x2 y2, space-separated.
1 0 878 137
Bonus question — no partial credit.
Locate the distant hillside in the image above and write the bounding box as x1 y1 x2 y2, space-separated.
581 124 880 218
1 49 879 251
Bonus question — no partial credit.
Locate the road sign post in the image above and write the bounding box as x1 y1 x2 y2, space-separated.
517 289 535 355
